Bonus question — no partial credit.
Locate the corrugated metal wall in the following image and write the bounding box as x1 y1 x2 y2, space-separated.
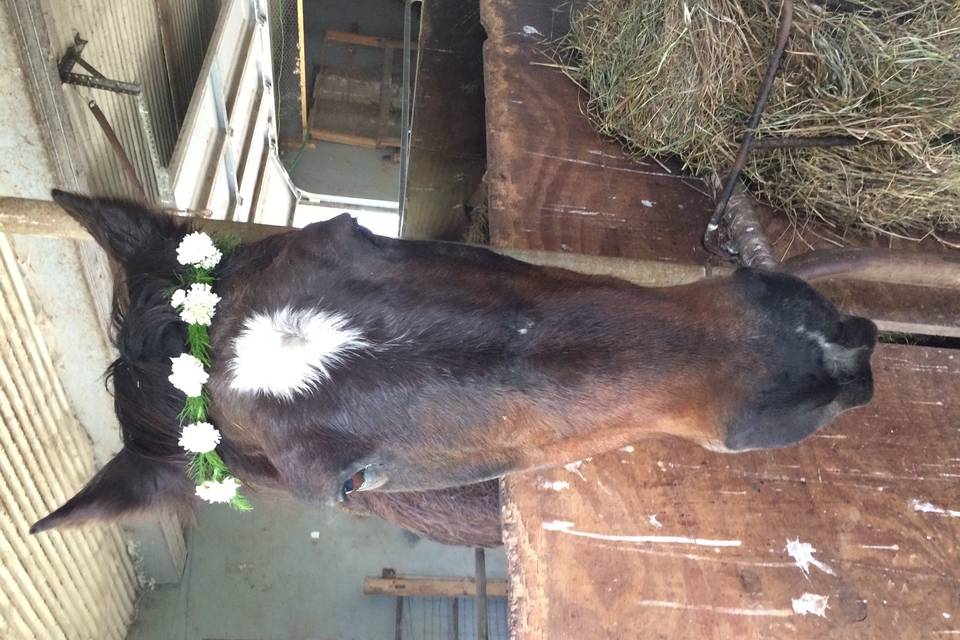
0 234 137 640
44 0 219 202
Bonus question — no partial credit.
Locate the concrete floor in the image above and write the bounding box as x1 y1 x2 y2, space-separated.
284 142 400 202
128 492 506 640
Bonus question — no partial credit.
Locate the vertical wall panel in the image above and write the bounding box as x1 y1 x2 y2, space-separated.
0 234 137 640
42 0 220 203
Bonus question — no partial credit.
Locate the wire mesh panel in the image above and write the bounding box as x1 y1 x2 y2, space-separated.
400 596 509 640
268 0 306 144
156 0 223 125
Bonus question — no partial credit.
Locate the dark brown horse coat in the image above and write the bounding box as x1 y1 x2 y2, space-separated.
31 192 876 547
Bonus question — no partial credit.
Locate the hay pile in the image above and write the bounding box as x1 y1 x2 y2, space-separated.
561 0 960 237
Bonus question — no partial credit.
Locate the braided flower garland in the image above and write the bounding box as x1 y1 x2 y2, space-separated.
167 232 251 511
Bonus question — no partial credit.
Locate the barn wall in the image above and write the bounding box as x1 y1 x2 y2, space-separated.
0 234 137 640
0 6 57 200
39 0 185 201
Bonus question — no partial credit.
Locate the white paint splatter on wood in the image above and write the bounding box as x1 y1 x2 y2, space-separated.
541 520 741 547
541 480 569 491
792 593 830 618
911 498 960 518
522 25 543 37
633 599 792 618
859 544 900 551
785 539 836 579
563 458 591 480
647 515 663 529
620 445 635 453
641 200 655 208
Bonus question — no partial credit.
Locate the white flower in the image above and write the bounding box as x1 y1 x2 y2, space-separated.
168 353 208 397
170 288 187 308
176 232 222 269
171 283 220 326
195 477 241 504
178 422 221 454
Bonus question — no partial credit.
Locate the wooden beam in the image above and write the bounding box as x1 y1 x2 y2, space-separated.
475 548 489 640
279 139 317 151
296 0 308 137
310 128 401 149
325 30 410 50
363 576 508 599
0 197 290 244
3 197 957 336
0 196 720 285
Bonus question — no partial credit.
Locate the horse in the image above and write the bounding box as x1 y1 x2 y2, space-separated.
29 190 876 547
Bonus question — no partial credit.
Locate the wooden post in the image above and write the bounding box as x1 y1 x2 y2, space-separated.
296 0 308 137
475 547 488 640
394 596 403 640
451 597 459 640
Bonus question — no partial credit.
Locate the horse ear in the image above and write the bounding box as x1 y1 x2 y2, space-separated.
30 447 193 534
51 189 183 267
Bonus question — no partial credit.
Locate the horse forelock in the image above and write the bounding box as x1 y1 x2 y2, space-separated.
104 228 284 490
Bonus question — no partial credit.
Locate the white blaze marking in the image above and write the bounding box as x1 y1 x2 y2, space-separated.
541 520 741 547
785 539 836 579
229 307 369 399
911 498 960 518
541 480 570 491
792 593 830 618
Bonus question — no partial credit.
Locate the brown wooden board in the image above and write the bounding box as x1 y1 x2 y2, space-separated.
812 280 960 339
501 344 960 639
480 0 960 334
402 0 488 241
484 42 715 263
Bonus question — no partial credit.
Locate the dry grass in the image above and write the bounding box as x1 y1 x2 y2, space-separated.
560 0 960 235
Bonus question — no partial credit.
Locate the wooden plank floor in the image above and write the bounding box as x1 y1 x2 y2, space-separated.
501 344 960 639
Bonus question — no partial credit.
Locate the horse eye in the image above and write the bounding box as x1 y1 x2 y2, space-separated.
343 469 366 496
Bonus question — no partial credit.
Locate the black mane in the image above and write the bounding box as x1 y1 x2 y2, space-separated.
106 205 192 465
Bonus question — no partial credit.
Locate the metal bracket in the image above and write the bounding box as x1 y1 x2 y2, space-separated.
57 34 174 206
58 34 141 95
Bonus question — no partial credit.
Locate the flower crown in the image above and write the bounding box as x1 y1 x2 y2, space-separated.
167 231 251 511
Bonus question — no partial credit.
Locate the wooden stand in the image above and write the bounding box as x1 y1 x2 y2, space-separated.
480 1 960 638
308 30 409 150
